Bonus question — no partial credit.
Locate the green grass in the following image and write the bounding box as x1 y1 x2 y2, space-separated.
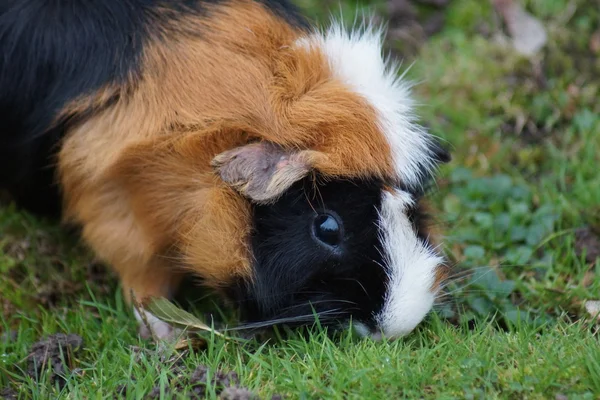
1 0 599 398
2 307 599 399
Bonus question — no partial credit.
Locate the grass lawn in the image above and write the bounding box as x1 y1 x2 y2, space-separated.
1 0 599 398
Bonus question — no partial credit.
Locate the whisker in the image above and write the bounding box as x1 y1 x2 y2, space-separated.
435 288 515 301
277 299 358 314
224 308 346 331
440 263 529 288
334 277 371 300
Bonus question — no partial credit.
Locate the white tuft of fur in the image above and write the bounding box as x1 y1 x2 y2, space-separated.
295 20 439 187
375 190 443 338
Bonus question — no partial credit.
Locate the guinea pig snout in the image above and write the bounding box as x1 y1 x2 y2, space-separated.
367 191 446 339
371 261 443 340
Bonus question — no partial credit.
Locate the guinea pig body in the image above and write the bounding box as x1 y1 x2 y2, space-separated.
0 0 449 339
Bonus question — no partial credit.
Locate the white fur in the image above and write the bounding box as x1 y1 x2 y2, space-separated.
375 190 443 338
295 21 438 187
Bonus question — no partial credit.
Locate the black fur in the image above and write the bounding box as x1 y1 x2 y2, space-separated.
229 177 389 331
0 0 308 216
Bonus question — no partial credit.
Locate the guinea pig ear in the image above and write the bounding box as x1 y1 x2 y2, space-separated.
211 142 313 204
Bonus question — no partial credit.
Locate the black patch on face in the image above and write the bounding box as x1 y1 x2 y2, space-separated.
0 0 308 217
229 177 388 331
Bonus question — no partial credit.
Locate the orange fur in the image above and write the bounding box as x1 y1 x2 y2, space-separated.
57 0 399 305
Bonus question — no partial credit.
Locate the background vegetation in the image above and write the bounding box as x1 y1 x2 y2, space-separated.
1 0 599 398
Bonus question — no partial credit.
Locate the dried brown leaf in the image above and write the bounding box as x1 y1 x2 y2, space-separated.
145 297 226 338
493 0 547 56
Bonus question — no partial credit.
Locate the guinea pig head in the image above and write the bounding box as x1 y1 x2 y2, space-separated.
205 25 451 339
254 180 447 339
211 138 448 339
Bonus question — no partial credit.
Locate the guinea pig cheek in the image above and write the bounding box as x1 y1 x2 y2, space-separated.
374 190 445 339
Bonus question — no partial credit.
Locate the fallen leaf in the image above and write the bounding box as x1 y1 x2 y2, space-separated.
492 0 547 56
145 297 228 338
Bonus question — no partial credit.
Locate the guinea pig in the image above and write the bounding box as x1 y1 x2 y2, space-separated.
0 0 450 340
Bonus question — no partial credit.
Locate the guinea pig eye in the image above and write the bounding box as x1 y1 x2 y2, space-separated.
312 213 342 247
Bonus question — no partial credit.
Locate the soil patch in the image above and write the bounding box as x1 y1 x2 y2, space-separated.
0 388 19 400
574 228 600 264
117 352 282 400
147 365 251 399
25 333 84 387
0 387 18 399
